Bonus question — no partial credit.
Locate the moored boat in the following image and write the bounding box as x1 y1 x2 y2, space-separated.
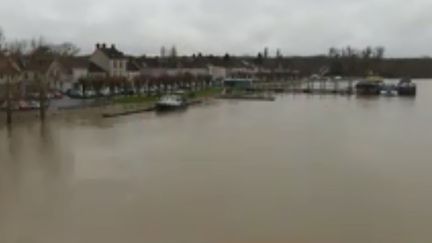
397 78 416 96
355 77 384 95
156 94 187 111
380 83 397 97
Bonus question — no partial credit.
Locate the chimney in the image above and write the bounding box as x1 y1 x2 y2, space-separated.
102 43 106 49
96 43 100 49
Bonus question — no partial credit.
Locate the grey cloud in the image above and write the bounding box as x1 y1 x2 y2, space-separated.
1 0 432 57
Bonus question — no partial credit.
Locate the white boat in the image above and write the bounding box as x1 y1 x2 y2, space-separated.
156 94 187 111
380 84 397 96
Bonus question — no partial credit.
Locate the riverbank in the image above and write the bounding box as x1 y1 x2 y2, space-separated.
112 88 222 104
102 88 221 118
0 88 222 125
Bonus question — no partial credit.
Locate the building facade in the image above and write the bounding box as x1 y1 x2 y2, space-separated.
90 43 129 78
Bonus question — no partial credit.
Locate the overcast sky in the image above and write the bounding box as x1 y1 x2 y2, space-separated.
1 0 432 57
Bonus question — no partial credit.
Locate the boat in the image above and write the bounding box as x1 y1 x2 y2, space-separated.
156 94 187 111
355 77 384 95
397 78 416 96
380 83 397 97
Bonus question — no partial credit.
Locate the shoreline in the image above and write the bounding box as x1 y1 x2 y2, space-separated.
0 88 222 125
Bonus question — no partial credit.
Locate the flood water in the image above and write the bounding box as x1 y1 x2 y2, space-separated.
1 80 432 243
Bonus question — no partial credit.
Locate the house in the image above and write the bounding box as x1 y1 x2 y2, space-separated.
208 65 227 80
20 56 60 93
88 62 107 78
0 57 21 85
90 43 128 78
225 60 257 79
140 57 210 78
127 58 141 80
51 56 90 91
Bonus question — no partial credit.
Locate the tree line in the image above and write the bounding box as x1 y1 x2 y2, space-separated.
0 28 80 57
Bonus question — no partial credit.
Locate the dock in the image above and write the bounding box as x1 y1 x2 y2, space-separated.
102 106 156 118
102 99 204 118
247 79 415 97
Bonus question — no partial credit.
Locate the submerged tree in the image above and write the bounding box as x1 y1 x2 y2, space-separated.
0 27 5 54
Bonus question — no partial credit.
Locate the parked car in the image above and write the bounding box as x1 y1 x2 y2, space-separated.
67 89 84 98
84 90 96 98
119 86 135 96
99 87 111 97
113 87 121 96
51 90 64 99
27 100 41 110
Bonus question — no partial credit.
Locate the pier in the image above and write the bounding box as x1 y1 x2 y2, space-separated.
245 78 416 97
101 99 204 118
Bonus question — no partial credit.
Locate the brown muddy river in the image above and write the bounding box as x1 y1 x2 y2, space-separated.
1 80 432 243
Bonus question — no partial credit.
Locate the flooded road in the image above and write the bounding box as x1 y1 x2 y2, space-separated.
1 80 432 243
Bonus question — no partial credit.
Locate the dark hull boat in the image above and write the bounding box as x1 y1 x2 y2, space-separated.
156 103 187 111
397 78 416 96
355 79 383 95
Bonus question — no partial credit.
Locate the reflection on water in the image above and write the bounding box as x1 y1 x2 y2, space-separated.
1 80 432 243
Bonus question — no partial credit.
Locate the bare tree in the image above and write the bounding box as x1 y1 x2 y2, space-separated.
374 46 385 59
264 47 269 59
5 39 29 56
276 48 283 58
49 42 80 56
160 46 166 58
0 27 5 54
255 52 264 65
30 36 47 52
346 46 355 58
223 53 231 62
170 45 177 58
362 46 373 59
328 47 340 58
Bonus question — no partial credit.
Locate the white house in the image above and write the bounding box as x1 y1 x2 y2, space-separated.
208 65 227 80
127 58 141 80
55 56 90 91
90 43 129 78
